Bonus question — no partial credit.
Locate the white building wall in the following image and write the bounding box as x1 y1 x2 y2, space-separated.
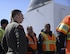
54 0 70 6
23 0 70 37
54 3 70 35
23 1 54 37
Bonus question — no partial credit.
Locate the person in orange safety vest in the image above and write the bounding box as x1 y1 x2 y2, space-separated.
56 15 70 54
26 26 37 54
38 23 56 54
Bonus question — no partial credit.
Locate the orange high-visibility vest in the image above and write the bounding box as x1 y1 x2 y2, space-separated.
66 29 70 54
26 34 37 50
56 15 70 54
41 32 56 51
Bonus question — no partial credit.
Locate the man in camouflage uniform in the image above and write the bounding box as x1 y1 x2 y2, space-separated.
2 9 27 54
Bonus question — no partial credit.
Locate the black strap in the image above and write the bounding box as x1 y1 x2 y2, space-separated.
28 34 35 43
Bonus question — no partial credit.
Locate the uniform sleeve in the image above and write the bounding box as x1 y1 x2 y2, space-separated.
15 25 27 54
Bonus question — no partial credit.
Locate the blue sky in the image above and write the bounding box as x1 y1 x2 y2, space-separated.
0 0 30 22
0 0 70 23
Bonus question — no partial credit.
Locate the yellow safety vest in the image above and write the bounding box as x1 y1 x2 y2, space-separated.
41 32 56 51
0 28 5 42
67 29 70 40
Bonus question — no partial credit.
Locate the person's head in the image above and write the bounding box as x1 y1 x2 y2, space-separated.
0 19 8 29
27 26 33 34
11 9 24 23
44 23 51 32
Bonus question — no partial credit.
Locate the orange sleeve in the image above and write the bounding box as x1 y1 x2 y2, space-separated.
61 15 70 26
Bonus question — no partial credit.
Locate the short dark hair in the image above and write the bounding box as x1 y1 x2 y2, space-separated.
45 23 50 28
27 26 33 30
1 19 8 26
11 9 22 18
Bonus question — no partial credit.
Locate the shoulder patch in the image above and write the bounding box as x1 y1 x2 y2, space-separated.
17 25 23 30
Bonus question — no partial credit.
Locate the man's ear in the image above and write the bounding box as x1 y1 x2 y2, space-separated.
14 15 18 20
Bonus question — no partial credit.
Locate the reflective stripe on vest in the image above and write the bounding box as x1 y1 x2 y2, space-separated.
67 31 70 40
41 32 56 51
28 40 35 44
56 23 70 34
